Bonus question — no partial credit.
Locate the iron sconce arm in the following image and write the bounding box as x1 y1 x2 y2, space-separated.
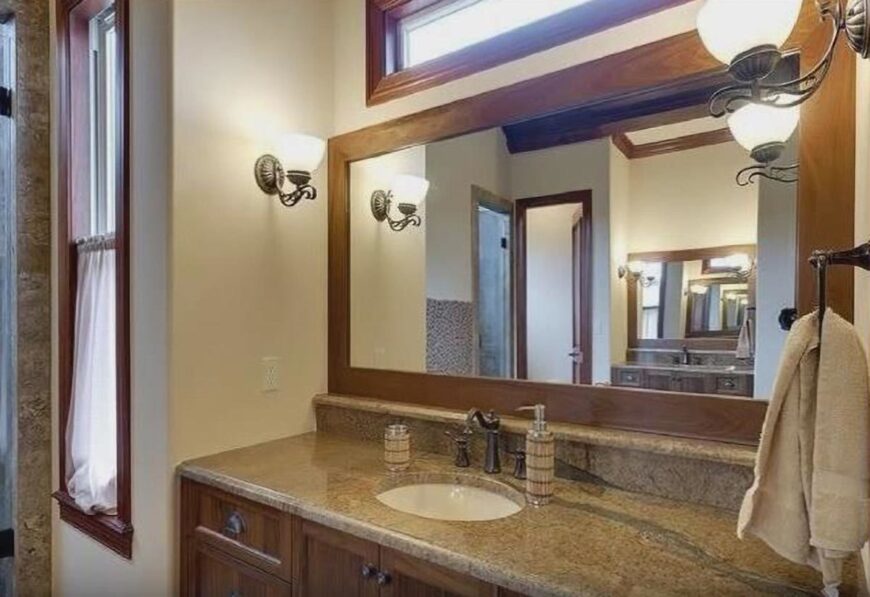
254 154 318 208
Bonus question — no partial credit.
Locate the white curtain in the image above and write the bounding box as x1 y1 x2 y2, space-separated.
66 235 117 514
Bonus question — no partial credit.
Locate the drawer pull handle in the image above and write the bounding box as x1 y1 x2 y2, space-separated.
361 563 377 579
222 510 246 539
722 380 735 389
376 570 392 586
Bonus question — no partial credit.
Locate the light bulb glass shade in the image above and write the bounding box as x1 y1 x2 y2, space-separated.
279 133 326 173
392 174 430 206
696 0 802 65
727 102 799 153
690 284 709 295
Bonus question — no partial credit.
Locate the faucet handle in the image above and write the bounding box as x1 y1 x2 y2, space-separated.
444 428 472 468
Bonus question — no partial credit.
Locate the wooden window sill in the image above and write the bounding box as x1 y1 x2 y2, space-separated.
53 491 133 559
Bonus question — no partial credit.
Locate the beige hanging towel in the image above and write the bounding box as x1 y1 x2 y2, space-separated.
738 309 870 591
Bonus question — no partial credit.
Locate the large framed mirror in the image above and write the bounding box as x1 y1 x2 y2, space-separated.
329 12 855 444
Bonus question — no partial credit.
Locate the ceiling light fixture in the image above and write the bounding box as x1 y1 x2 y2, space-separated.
698 0 869 184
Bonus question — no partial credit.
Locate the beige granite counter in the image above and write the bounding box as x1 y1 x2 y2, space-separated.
179 432 855 597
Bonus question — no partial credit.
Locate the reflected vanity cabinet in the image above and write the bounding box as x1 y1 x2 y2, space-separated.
180 479 523 597
610 365 752 397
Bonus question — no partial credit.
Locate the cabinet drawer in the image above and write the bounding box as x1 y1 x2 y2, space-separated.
190 539 292 597
182 479 293 582
613 368 642 387
714 375 748 396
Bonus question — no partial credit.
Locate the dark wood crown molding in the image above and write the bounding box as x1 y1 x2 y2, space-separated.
614 128 734 159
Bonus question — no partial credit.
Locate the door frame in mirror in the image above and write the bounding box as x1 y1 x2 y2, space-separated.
328 6 855 444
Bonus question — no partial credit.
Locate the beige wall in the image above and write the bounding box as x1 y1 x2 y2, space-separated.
170 0 333 462
53 0 174 594
349 147 427 371
609 142 631 366
626 142 758 254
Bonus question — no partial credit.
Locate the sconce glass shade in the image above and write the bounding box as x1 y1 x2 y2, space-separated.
626 260 645 275
697 0 802 66
392 174 430 206
690 284 710 295
279 133 326 173
727 102 799 156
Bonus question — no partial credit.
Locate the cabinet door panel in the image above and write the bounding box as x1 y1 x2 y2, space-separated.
643 370 673 391
192 540 292 597
293 518 380 597
379 547 494 597
675 373 707 394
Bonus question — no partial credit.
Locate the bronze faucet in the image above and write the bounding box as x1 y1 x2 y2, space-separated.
466 409 501 474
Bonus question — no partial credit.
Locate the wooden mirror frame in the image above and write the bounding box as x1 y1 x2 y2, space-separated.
329 3 855 445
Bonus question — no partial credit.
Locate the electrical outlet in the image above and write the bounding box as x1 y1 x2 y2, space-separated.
261 357 279 393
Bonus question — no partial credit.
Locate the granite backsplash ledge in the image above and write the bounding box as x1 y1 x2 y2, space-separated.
314 394 757 511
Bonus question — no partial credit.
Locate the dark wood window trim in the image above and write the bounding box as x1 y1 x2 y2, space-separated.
332 4 855 445
515 191 592 384
366 0 695 106
55 0 132 559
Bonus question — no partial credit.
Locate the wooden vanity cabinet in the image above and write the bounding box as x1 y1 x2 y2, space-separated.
181 480 526 597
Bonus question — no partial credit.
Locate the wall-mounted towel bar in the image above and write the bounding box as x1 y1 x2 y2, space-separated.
809 241 870 327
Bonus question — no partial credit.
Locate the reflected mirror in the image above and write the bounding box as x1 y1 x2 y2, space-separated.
349 95 798 401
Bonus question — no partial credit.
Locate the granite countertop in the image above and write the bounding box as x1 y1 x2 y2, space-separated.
179 432 844 597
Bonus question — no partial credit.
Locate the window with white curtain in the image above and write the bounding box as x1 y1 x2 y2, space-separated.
65 4 118 514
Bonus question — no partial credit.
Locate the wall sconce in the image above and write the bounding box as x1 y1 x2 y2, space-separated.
617 261 657 287
370 174 430 232
697 0 869 185
709 252 755 279
254 133 326 207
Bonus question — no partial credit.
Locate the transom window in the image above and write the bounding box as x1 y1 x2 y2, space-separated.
366 0 690 106
398 0 592 68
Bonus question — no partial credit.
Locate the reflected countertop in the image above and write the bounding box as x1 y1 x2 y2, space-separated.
613 362 755 375
178 432 846 596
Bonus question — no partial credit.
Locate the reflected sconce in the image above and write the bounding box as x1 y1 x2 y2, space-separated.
370 174 430 232
711 252 755 279
689 284 710 295
254 133 326 207
697 0 869 185
617 261 656 287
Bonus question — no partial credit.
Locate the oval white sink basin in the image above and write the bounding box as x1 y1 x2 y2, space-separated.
376 475 523 521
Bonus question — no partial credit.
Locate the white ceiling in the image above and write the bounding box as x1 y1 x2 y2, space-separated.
625 116 726 145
